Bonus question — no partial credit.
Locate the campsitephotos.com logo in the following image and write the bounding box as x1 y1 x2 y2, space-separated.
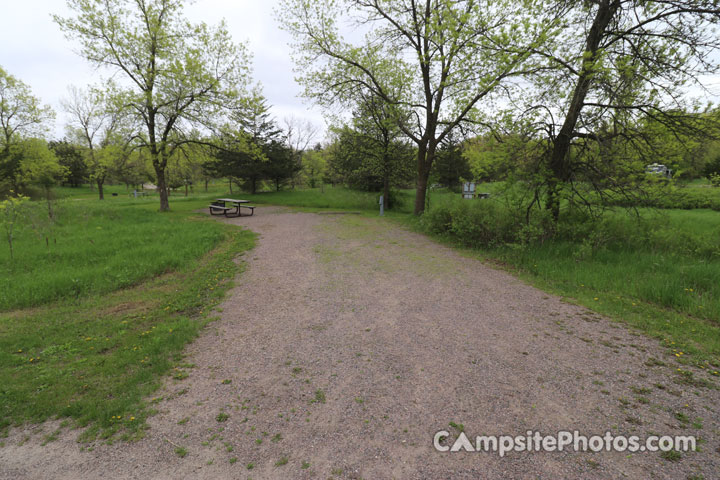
433 430 696 457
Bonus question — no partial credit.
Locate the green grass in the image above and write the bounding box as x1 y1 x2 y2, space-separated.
0 198 229 311
485 209 720 366
0 195 255 438
653 183 720 210
242 186 387 211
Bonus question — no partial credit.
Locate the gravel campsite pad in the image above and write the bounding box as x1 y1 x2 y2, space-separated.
1 208 719 479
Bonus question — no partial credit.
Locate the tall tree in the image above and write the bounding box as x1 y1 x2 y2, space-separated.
283 115 319 189
354 94 410 204
16 139 67 219
112 148 152 190
264 139 299 191
63 85 127 200
55 0 253 211
302 146 327 189
0 66 55 191
521 0 720 220
49 140 88 187
329 96 415 203
280 0 559 214
208 131 266 194
431 133 472 191
213 93 299 193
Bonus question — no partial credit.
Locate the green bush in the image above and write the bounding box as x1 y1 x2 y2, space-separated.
421 197 720 261
709 173 720 188
420 198 553 248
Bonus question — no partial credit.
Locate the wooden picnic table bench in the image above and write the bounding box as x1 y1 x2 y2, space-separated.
238 205 256 216
209 198 255 217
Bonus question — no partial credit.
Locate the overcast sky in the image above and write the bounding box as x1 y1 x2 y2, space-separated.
0 0 326 140
3 1 720 143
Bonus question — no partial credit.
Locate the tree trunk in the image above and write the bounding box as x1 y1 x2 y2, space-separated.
545 177 561 222
204 179 209 192
414 170 430 215
97 178 104 200
185 183 189 197
413 142 435 215
155 166 170 211
229 178 233 194
383 159 390 211
545 0 620 221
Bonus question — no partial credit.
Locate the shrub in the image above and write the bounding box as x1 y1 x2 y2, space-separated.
421 198 553 248
421 197 720 260
709 173 720 188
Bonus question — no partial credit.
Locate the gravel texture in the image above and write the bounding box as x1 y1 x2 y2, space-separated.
1 207 718 479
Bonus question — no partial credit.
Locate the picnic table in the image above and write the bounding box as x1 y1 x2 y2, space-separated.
209 198 256 217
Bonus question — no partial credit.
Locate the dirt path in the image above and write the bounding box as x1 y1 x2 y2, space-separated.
1 208 718 479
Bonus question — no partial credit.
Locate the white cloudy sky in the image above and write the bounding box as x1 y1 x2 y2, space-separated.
0 0 326 139
2 1 720 142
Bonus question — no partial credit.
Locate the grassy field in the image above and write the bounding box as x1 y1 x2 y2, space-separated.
0 200 230 311
2 180 718 440
0 192 255 438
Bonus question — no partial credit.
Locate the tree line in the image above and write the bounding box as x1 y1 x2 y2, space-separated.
281 0 720 219
3 0 720 221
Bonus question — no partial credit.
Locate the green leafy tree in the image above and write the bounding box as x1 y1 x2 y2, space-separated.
704 143 720 186
264 139 299 192
206 130 266 194
328 97 415 205
49 140 88 187
521 0 720 220
328 126 377 189
302 146 327 189
0 66 55 192
463 133 541 183
111 148 152 190
629 112 720 181
16 139 67 219
353 95 414 203
56 0 254 211
280 0 560 214
432 135 472 191
207 94 299 193
63 85 128 200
